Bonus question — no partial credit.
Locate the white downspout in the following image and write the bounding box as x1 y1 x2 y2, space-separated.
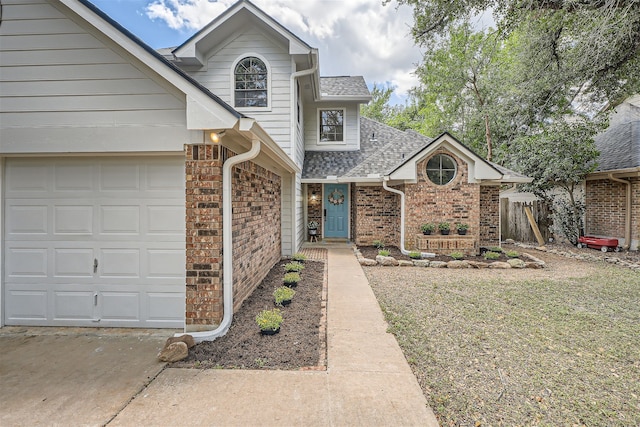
290 52 318 166
383 178 435 258
181 139 262 343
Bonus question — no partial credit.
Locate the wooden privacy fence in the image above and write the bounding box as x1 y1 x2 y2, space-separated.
500 199 551 243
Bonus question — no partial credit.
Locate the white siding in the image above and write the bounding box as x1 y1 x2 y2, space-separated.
183 29 293 155
0 0 189 154
303 102 361 151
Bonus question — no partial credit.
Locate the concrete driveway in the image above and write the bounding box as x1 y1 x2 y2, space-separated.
0 327 173 426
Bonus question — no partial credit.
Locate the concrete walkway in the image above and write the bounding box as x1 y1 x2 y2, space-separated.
111 246 438 426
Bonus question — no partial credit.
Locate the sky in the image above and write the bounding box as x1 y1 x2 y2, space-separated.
89 0 425 105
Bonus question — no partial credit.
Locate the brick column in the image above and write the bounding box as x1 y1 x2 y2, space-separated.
185 144 224 331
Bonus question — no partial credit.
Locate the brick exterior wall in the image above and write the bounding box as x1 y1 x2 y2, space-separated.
352 184 401 246
185 144 224 330
231 160 282 310
479 185 500 247
586 177 640 249
404 151 481 253
185 144 282 331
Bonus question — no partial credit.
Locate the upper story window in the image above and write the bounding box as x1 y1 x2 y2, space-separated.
319 109 345 143
234 56 268 108
426 153 457 185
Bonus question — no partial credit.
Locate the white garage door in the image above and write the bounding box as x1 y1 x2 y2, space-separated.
3 157 185 328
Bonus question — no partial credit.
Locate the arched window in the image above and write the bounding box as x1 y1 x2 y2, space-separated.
234 57 268 108
426 153 457 185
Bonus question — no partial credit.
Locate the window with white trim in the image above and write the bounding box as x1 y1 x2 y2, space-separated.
426 153 457 185
234 56 268 108
319 109 344 143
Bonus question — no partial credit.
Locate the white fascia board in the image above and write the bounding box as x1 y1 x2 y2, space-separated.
60 0 239 129
300 177 382 184
319 95 373 103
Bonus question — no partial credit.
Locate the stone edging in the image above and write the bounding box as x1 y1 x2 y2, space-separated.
511 242 640 271
353 248 545 269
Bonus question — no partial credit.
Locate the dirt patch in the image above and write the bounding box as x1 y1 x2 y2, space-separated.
172 259 326 370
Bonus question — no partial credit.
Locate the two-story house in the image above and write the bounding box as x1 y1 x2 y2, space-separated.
0 0 528 339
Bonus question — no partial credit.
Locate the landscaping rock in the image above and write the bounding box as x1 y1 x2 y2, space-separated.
359 258 378 266
447 260 471 269
507 259 527 269
504 239 515 244
413 260 430 267
467 261 489 268
488 261 511 269
521 252 546 267
165 334 196 349
376 255 399 266
398 260 414 267
157 341 189 362
430 261 448 268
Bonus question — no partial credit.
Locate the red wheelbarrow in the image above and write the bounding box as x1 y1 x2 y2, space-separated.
577 236 620 252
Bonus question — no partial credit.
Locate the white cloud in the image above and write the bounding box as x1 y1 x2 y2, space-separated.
144 0 422 102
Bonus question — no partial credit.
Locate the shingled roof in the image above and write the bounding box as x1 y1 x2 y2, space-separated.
320 76 371 99
302 118 432 179
594 99 640 172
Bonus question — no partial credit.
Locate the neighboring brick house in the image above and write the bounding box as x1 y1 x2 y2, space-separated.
0 0 528 338
585 95 640 250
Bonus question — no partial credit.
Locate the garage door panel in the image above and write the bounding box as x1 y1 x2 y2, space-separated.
6 205 48 235
100 164 140 191
54 205 93 235
54 291 95 320
147 292 184 322
6 248 48 278
100 249 140 278
146 205 184 235
4 157 185 328
5 290 48 320
54 163 95 192
101 292 139 321
54 248 94 277
100 206 140 234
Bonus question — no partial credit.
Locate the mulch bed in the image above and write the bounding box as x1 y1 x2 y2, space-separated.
172 259 326 370
358 245 515 263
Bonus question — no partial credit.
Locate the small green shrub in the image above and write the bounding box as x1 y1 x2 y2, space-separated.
484 251 501 260
489 246 503 253
273 286 295 305
255 308 283 331
285 261 304 272
450 251 465 260
505 250 520 258
420 223 435 233
456 223 469 231
291 253 307 262
438 222 451 231
378 249 391 256
373 239 385 249
283 272 301 286
408 251 421 259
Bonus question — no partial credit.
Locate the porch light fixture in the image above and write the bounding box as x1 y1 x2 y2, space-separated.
310 191 318 201
209 130 226 144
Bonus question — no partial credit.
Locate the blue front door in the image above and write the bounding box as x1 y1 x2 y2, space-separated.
324 184 349 238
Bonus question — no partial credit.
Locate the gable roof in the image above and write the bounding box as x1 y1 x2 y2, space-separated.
594 99 640 172
320 77 372 101
172 0 314 67
303 119 530 183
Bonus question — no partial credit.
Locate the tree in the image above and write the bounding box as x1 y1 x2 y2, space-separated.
390 0 640 104
509 118 603 243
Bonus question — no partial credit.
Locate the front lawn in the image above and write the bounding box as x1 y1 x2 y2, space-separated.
365 252 640 426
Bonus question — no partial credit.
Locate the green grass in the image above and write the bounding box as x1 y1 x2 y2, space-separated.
366 264 640 426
